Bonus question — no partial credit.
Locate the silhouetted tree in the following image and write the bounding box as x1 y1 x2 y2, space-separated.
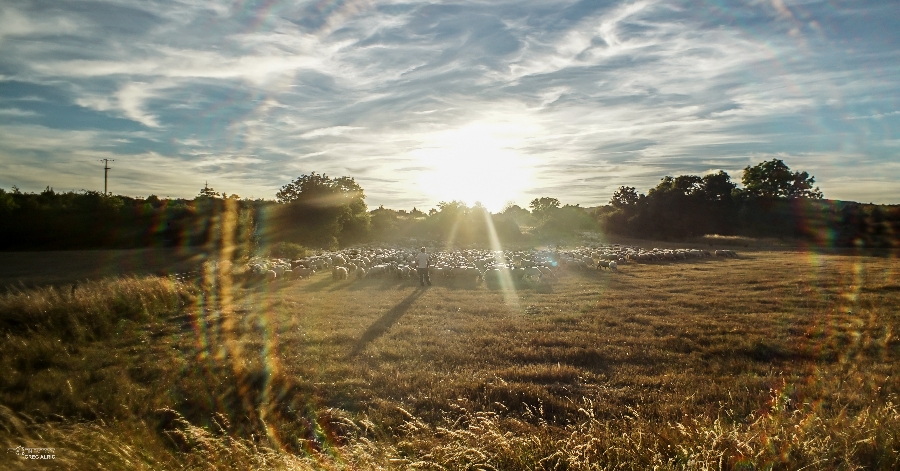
610 186 640 208
529 197 560 214
269 173 370 248
0 188 19 213
197 183 220 199
699 171 737 202
500 203 534 227
742 159 823 199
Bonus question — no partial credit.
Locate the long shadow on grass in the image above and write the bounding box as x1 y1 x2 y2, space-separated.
348 287 426 357
303 276 335 291
575 270 636 280
343 277 411 291
435 279 484 291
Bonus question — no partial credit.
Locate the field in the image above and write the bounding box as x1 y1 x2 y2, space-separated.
1 246 899 469
0 248 209 291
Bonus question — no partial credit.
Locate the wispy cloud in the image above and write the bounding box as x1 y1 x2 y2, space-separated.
0 108 38 117
1 0 899 205
299 126 363 139
0 6 79 41
845 111 900 120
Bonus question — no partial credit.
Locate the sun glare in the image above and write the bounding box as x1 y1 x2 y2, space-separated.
414 122 535 212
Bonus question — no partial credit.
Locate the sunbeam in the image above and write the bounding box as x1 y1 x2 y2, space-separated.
481 207 520 310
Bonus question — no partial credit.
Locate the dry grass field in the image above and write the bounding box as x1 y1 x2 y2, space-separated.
1 247 899 469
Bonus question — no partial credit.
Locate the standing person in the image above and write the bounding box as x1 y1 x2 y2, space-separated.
416 247 432 287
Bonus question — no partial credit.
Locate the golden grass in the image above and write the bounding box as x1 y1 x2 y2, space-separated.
0 275 195 341
2 249 899 469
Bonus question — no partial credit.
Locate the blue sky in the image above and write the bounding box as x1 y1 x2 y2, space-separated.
1 0 898 211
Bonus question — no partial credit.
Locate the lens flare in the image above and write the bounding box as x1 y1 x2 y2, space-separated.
481 208 521 310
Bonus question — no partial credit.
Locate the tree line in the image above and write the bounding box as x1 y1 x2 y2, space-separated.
0 186 260 253
1 159 897 252
593 159 898 247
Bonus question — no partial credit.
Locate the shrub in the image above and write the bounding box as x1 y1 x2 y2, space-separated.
265 242 311 260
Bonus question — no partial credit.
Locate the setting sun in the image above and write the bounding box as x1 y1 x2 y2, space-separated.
414 122 535 212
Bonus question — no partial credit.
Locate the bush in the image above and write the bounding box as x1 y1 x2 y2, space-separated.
266 242 311 260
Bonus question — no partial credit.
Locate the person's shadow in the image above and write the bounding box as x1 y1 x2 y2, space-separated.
348 286 426 358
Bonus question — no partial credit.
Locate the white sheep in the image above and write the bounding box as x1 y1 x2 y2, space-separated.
523 267 543 281
537 266 556 279
332 266 349 280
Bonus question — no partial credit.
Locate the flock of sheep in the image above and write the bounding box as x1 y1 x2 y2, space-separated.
243 244 738 285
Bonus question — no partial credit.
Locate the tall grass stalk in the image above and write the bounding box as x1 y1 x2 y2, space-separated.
394 392 900 470
0 276 196 341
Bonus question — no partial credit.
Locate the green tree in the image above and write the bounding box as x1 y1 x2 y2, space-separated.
0 188 18 213
741 159 823 199
271 173 370 247
276 173 363 206
699 171 737 202
649 175 703 197
610 186 640 208
197 183 220 199
529 197 560 217
501 203 533 226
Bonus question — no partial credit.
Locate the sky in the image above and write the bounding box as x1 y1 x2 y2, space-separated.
1 0 898 211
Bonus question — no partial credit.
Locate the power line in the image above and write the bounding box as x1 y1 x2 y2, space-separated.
99 159 115 194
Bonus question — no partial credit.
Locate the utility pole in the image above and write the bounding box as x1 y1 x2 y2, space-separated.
100 159 115 194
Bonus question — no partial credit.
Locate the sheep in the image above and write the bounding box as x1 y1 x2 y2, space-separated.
332 266 349 280
451 266 469 278
367 265 388 278
452 266 480 282
247 242 742 289
523 267 543 281
537 266 556 280
482 268 503 284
